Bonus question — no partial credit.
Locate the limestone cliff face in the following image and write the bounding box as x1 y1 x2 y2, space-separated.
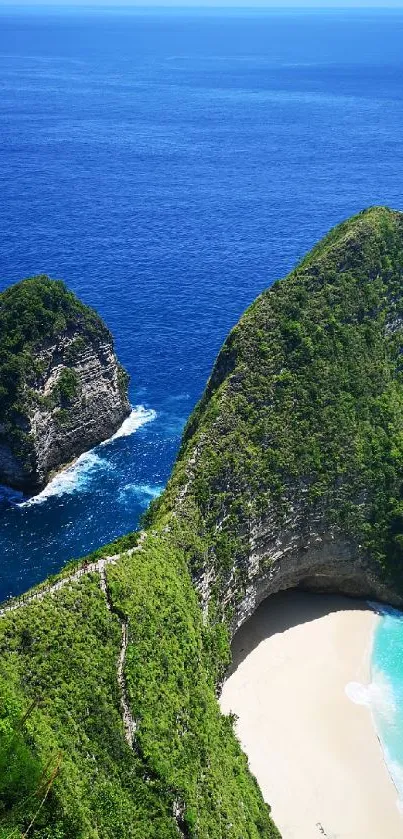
0 277 130 493
195 496 403 639
156 207 403 631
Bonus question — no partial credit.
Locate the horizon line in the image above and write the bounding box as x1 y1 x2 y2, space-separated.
2 1 403 6
2 3 403 8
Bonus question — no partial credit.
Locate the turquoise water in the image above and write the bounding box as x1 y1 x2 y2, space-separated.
347 605 403 811
370 606 403 812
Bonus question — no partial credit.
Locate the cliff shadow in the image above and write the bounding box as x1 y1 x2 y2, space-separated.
226 590 372 679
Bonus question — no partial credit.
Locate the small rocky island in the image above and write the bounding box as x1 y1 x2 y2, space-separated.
0 275 130 493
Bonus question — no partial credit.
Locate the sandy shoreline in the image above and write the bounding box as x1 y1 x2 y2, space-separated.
220 591 402 839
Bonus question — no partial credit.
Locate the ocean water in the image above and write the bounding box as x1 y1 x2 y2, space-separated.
1 6 403 599
370 607 403 813
1 6 403 794
347 605 403 813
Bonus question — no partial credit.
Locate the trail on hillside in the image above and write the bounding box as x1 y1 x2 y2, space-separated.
0 533 146 749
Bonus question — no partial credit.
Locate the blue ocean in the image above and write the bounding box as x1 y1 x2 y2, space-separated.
1 4 403 811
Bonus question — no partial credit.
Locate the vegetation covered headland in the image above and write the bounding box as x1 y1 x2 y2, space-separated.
1 207 403 837
0 275 130 493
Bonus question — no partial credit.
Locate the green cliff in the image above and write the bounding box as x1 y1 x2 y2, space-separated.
0 276 130 493
154 206 403 627
1 207 403 838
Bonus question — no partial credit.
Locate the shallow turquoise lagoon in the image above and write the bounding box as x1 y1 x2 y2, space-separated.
370 605 403 813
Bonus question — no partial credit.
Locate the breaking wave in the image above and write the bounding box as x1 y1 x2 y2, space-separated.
18 451 110 507
100 405 156 444
17 405 157 507
368 601 403 622
118 482 163 508
347 605 403 815
345 672 396 723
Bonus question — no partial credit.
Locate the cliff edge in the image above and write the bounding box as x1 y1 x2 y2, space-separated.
155 206 403 630
0 275 130 493
1 209 403 837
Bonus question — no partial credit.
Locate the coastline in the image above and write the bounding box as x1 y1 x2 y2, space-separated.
368 604 403 813
42 406 155 487
220 591 402 839
16 406 157 507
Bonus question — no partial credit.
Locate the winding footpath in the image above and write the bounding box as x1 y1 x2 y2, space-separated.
0 536 144 618
117 620 137 748
1 529 189 835
0 532 146 749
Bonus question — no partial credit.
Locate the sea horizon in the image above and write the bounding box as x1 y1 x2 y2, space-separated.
1 5 403 831
2 4 403 12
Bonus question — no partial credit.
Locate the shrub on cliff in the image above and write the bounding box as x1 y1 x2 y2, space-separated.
0 276 107 426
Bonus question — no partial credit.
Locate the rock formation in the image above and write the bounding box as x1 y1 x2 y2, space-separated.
155 206 403 632
0 276 130 492
1 208 403 837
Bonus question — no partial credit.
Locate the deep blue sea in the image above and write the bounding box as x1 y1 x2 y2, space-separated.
1 5 403 809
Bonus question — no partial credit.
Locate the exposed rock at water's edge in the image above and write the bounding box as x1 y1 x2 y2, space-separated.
0 276 130 493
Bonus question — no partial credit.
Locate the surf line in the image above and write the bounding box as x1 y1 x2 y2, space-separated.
16 405 157 508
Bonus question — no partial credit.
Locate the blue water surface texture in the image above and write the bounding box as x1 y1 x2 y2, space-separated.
2 3 403 812
369 607 403 812
0 7 402 600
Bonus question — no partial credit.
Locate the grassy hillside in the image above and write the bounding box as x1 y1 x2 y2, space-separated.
2 207 403 836
0 533 279 838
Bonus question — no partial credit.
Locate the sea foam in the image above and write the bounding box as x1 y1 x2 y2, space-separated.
346 672 396 723
17 405 156 507
100 405 156 444
347 608 403 816
118 482 163 508
19 451 109 507
367 600 403 622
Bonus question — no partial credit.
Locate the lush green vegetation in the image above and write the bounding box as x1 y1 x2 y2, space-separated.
3 207 403 837
0 275 108 427
153 206 403 605
0 538 279 838
0 573 182 838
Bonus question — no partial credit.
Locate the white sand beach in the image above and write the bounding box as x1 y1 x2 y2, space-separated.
220 591 402 839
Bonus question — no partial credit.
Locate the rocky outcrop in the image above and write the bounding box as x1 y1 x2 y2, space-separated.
0 278 130 493
164 208 403 634
4 210 403 839
196 499 403 639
